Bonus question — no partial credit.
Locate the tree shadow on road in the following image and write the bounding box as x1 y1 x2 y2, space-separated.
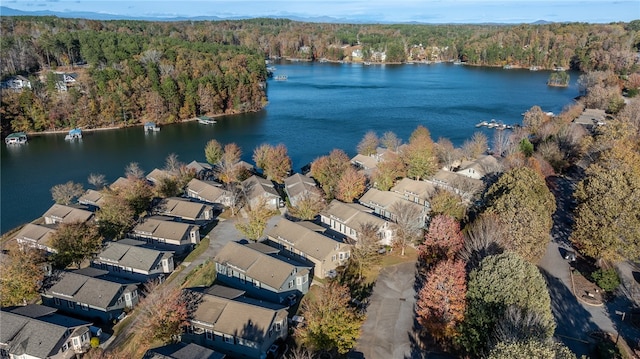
540 267 599 357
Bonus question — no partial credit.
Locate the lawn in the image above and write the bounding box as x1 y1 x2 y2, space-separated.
182 260 217 288
182 236 210 263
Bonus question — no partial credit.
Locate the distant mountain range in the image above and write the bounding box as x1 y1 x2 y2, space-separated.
0 6 554 25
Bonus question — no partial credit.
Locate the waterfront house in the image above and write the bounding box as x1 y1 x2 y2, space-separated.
41 270 139 324
13 223 59 253
0 304 92 359
91 239 174 282
185 178 233 209
265 218 351 279
181 285 288 359
130 216 200 254
146 168 172 185
154 197 214 224
283 173 320 207
319 200 393 246
350 147 390 175
186 160 214 180
143 342 226 359
455 155 500 180
390 178 436 207
573 108 607 129
78 189 106 209
1 75 32 91
42 204 94 225
358 188 429 225
428 170 484 199
242 175 282 210
110 176 133 191
214 242 310 305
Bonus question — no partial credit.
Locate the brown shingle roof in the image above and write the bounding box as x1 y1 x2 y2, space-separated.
186 179 229 204
156 197 210 220
321 200 387 229
14 223 57 248
133 217 195 242
391 178 436 201
42 204 94 223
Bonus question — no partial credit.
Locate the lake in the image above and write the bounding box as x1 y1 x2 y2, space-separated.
0 62 579 233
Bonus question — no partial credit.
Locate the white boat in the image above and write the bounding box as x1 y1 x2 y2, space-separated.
275 75 288 81
65 128 82 141
197 116 217 125
5 132 27 145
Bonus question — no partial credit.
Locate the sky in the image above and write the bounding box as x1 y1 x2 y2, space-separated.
2 0 639 23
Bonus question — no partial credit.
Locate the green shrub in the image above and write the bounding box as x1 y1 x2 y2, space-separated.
592 268 620 292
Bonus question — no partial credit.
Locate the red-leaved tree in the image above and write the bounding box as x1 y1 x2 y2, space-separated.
419 214 464 264
416 259 467 346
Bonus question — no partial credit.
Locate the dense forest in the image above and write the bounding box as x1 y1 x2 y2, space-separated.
1 17 639 135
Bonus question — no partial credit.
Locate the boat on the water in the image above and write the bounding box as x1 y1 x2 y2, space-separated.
475 121 489 127
275 75 288 81
5 132 27 145
197 116 217 125
65 128 82 141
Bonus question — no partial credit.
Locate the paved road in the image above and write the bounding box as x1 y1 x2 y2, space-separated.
540 175 640 356
354 261 420 359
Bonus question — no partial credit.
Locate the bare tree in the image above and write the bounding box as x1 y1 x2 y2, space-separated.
492 128 512 157
87 173 107 189
51 181 85 205
435 137 462 170
459 214 508 271
349 222 383 279
390 201 425 256
125 162 144 179
381 131 402 151
163 153 183 175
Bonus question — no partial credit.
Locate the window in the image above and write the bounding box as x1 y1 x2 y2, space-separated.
206 330 213 341
253 280 260 288
296 277 302 285
274 321 282 332
288 280 294 288
67 300 74 309
81 303 89 311
239 273 246 284
331 255 336 262
73 337 80 348
224 335 234 344
62 342 68 352
54 297 60 306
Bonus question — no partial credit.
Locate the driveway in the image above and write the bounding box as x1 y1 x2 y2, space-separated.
540 175 640 356
353 261 420 359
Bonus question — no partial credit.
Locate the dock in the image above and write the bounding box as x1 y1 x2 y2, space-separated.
475 119 515 130
144 122 160 132
65 128 82 140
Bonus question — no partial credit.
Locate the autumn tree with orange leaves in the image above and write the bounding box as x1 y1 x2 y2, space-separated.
253 143 292 184
335 167 367 202
416 259 467 346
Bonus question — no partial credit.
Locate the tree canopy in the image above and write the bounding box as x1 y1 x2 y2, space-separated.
484 167 555 263
572 141 640 263
457 252 555 356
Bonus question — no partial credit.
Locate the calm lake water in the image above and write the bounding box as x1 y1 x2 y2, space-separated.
0 62 579 233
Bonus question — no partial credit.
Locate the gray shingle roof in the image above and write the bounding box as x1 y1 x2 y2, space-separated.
0 308 90 359
145 342 226 359
321 200 387 229
46 271 126 309
266 218 350 261
186 178 229 204
214 242 309 290
42 204 94 223
189 287 288 343
13 223 57 248
155 197 210 220
133 217 195 242
97 241 170 272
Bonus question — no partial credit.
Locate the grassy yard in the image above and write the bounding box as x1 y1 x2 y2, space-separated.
182 260 217 287
182 236 210 263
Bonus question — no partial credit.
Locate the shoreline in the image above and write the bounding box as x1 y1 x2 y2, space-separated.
23 112 244 137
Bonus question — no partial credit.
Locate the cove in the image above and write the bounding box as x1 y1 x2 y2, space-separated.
0 62 579 233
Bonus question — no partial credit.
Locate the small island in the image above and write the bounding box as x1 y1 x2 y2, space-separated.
547 71 570 87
